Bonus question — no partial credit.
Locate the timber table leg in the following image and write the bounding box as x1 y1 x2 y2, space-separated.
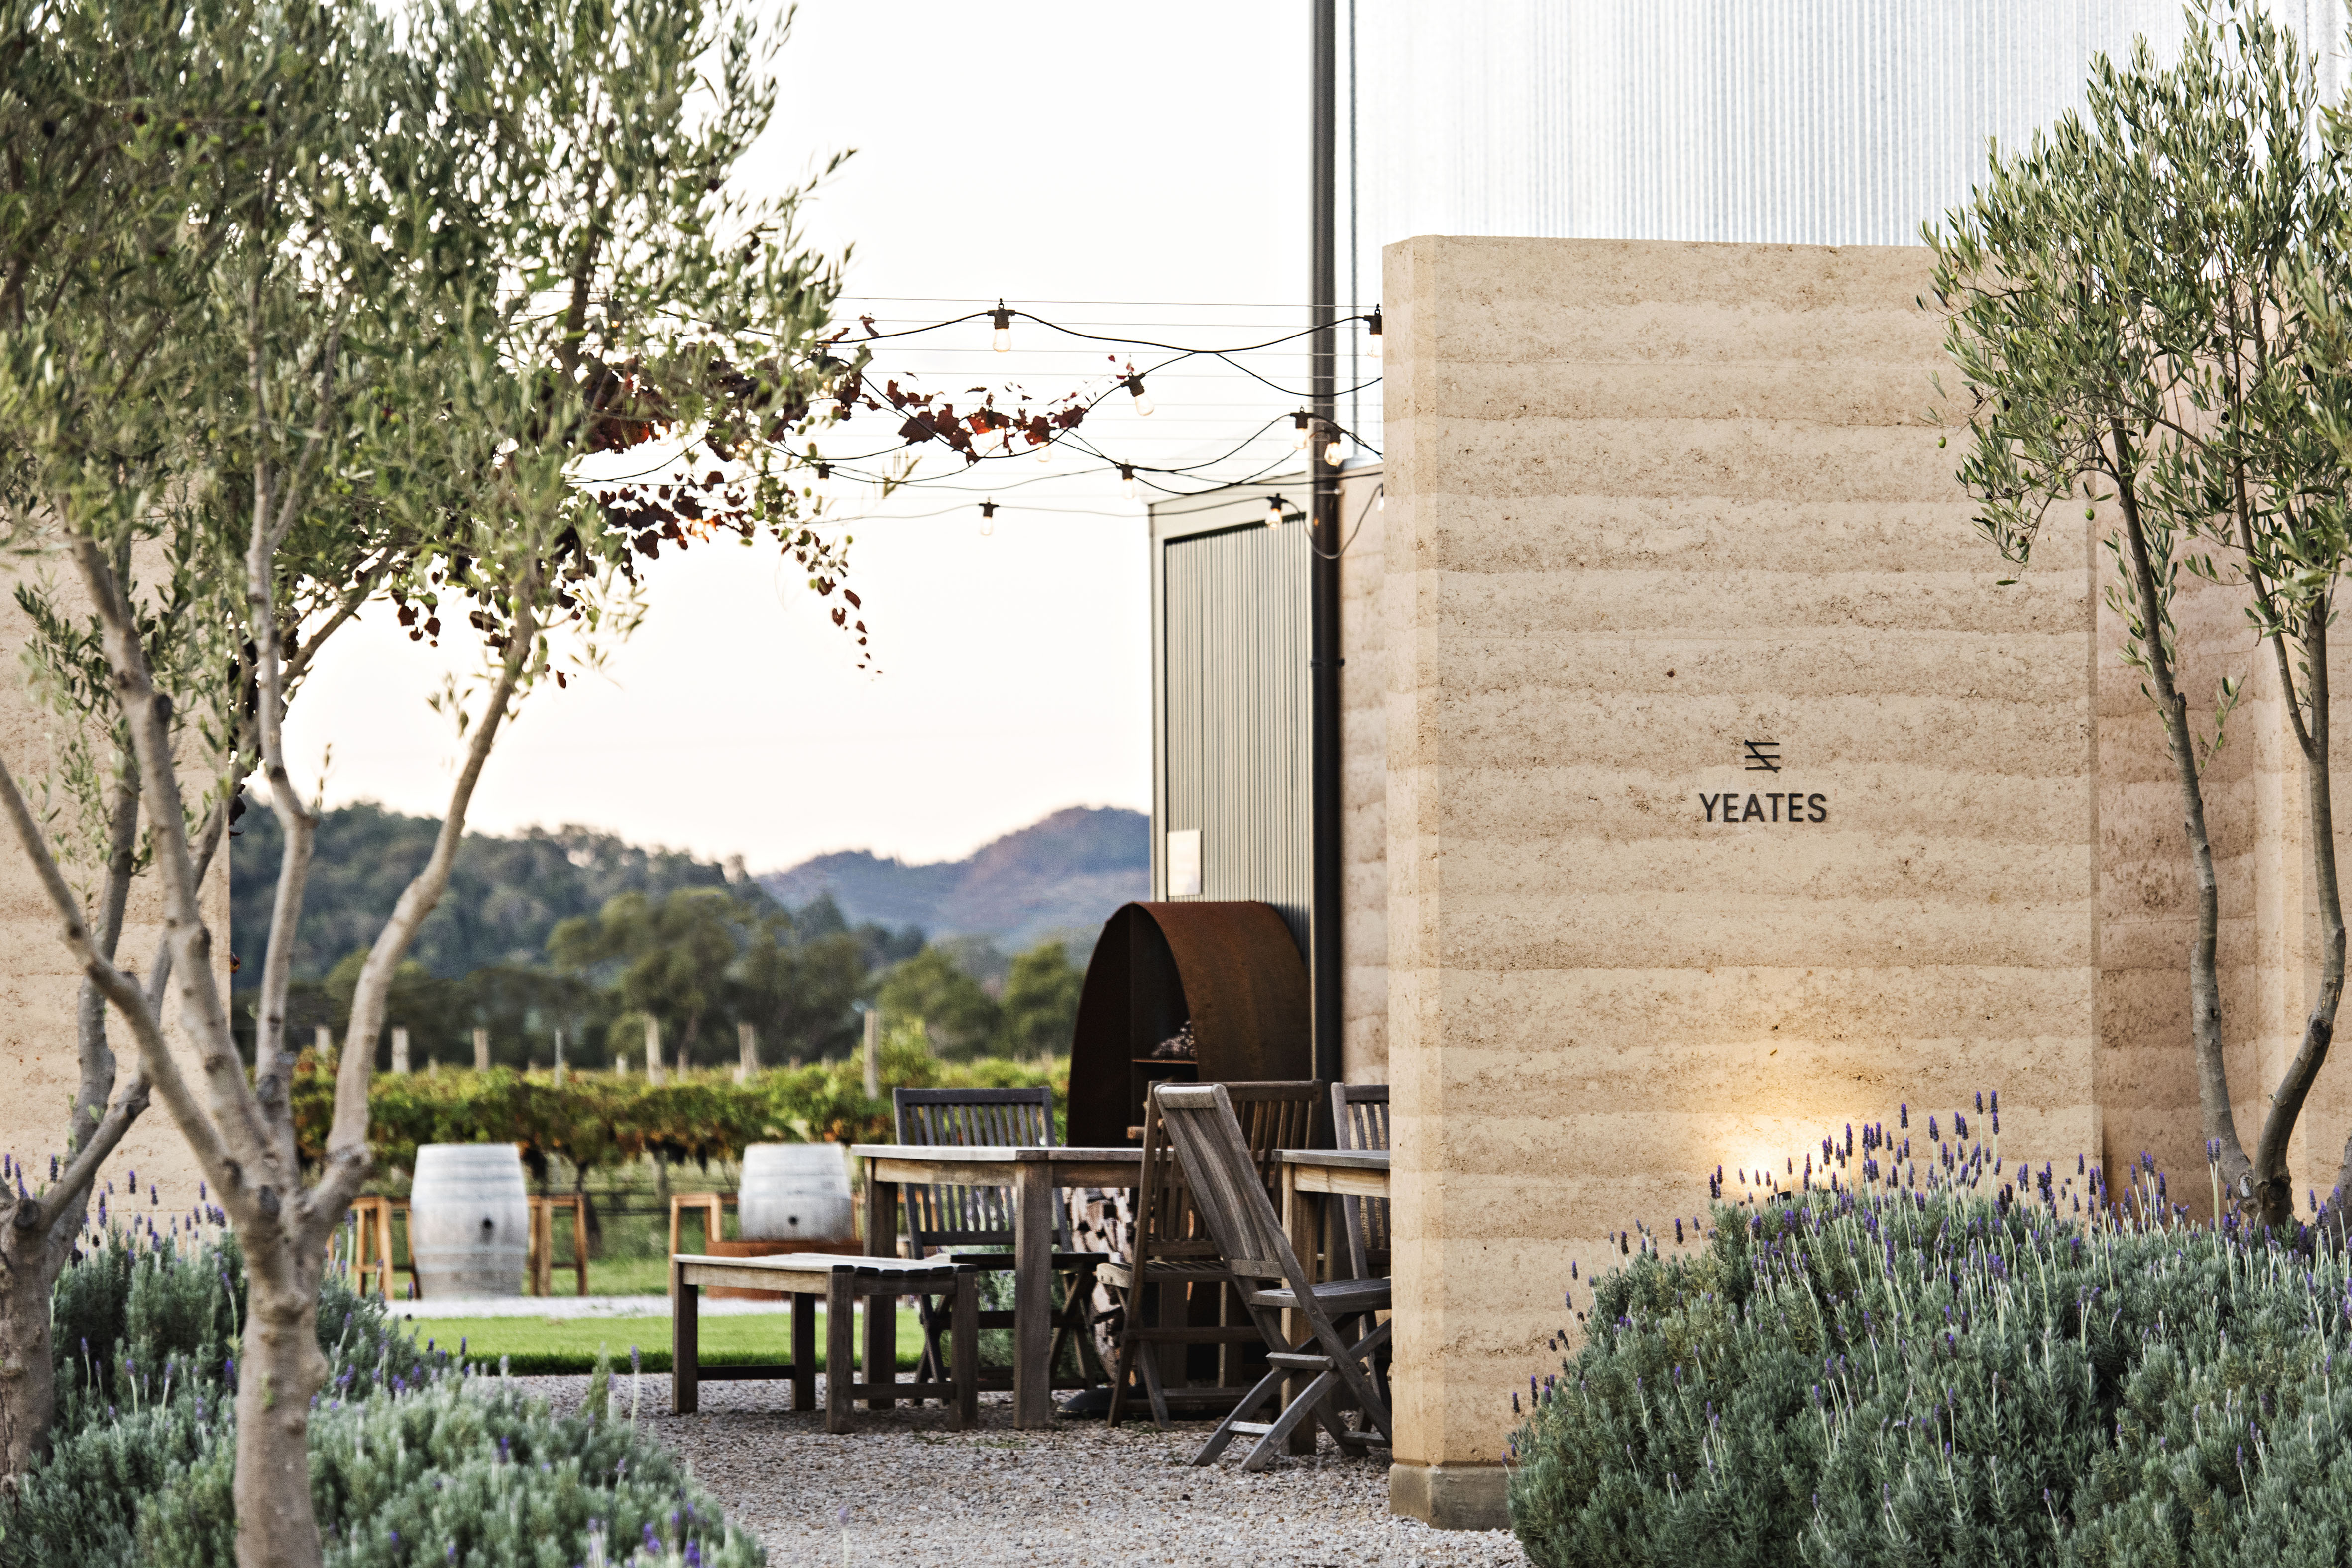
863 1168 900 1258
864 1272 895 1412
825 1270 855 1434
1013 1160 1054 1429
672 1261 698 1415
792 1291 818 1411
1282 1162 1317 1455
861 1165 902 1414
952 1269 979 1431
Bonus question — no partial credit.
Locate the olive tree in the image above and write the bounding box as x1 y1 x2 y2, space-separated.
0 0 274 1475
1931 0 2352 1227
0 0 852 1558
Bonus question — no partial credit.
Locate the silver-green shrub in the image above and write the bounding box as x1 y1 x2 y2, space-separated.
1508 1109 2352 1567
1 1229 760 1567
141 1370 761 1567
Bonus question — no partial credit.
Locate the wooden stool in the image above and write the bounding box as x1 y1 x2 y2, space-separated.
667 1192 730 1257
528 1195 589 1297
670 1253 979 1433
346 1197 411 1299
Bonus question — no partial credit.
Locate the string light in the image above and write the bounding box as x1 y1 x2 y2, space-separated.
1265 494 1286 528
770 300 1385 503
1366 305 1383 359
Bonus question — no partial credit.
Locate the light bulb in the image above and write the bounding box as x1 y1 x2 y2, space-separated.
1367 305 1383 360
991 301 1012 353
1292 411 1311 450
1127 374 1154 416
1324 438 1344 467
1375 491 1385 511
1036 437 1051 463
1120 464 1137 498
1265 495 1285 528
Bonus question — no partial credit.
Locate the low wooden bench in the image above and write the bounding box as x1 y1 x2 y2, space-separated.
670 1253 979 1433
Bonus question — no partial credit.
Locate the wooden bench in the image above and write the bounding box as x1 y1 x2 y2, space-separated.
669 1253 980 1434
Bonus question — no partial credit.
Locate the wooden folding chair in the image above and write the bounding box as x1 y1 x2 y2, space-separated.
1101 1079 1326 1428
1155 1082 1390 1470
892 1087 1104 1398
1329 1084 1391 1279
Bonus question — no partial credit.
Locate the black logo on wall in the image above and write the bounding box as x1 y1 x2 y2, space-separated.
1703 740 1826 824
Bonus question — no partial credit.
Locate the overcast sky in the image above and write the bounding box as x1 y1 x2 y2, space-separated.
279 3 1313 871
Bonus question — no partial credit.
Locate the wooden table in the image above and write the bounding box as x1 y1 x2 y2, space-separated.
852 1143 1142 1429
1279 1148 1391 1246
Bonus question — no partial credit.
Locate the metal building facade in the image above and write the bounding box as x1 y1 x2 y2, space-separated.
1354 0 2346 273
1150 490 1313 956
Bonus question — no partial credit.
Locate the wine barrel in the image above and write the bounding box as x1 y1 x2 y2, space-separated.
409 1144 529 1298
737 1143 855 1243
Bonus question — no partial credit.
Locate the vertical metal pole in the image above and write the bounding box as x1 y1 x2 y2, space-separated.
1310 0 1344 1086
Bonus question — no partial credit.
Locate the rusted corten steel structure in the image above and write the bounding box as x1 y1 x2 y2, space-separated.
1066 901 1311 1148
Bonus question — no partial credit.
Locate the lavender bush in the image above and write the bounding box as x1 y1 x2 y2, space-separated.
1508 1102 2352 1566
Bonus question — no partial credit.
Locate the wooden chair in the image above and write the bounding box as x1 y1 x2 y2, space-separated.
1329 1084 1391 1279
345 1197 412 1299
529 1194 590 1297
1154 1082 1391 1471
667 1192 728 1259
1101 1079 1327 1428
891 1087 1104 1398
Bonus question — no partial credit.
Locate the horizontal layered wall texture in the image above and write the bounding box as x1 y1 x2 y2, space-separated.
1378 236 2104 1526
1339 465 1390 1083
0 561 228 1221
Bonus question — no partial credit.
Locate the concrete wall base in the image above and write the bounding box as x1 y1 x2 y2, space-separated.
1389 1462 1510 1531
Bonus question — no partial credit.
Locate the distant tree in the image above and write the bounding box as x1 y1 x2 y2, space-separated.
876 946 1002 1059
324 950 451 1063
232 803 739 984
934 933 1010 992
549 889 755 1068
735 921 867 1061
996 940 1084 1059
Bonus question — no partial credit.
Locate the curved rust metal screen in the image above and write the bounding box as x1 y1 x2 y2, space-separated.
1066 901 1310 1147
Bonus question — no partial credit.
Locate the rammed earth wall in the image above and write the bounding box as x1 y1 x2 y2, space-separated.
1372 236 2118 1527
0 554 228 1218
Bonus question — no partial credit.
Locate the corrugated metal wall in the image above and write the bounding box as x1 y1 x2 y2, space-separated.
1159 522 1313 954
1358 0 2346 269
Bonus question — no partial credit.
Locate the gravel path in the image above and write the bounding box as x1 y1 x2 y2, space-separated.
511 1373 1529 1568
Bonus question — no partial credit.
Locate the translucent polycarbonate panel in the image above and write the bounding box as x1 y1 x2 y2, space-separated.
1357 0 2347 269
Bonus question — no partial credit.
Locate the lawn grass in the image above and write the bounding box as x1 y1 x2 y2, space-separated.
400 1308 931 1376
538 1256 672 1296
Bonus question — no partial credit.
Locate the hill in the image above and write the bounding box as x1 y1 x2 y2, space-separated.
758 805 1148 950
231 803 742 985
